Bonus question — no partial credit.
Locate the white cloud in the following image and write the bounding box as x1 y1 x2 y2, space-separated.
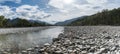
40 0 120 24
0 6 15 19
86 0 108 4
16 5 39 13
0 5 50 20
48 0 109 13
49 0 77 13
43 0 102 23
16 5 49 20
0 0 21 3
0 0 120 24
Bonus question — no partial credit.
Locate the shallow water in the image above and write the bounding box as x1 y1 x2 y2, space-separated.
0 26 64 51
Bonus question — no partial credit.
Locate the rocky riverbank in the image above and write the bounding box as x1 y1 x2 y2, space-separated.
38 26 120 54
1 26 120 54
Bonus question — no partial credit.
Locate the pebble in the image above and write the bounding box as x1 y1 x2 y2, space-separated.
1 26 120 54
44 43 50 46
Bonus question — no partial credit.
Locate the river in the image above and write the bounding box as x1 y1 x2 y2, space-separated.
0 26 64 52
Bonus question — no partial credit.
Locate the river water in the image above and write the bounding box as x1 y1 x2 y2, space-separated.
0 26 64 51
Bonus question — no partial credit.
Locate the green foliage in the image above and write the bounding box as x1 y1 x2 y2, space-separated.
0 16 5 27
69 8 120 26
0 16 51 28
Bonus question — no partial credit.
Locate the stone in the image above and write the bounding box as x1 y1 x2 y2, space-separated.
95 48 107 54
44 43 50 46
27 48 33 51
111 46 116 51
39 48 45 53
54 50 63 54
81 51 87 54
103 31 107 34
21 50 27 54
53 38 60 42
35 45 39 48
104 36 112 39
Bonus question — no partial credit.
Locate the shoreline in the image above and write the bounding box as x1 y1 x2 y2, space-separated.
0 26 64 54
38 26 120 54
1 26 120 54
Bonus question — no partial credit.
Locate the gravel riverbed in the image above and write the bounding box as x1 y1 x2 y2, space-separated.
1 26 120 54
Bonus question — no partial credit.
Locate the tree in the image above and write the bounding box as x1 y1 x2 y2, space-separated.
69 7 120 26
0 16 5 27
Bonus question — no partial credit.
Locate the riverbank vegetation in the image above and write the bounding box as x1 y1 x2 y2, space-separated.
69 8 120 26
1 7 120 27
0 16 51 27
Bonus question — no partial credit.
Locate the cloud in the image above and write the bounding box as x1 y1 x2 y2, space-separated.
86 0 108 4
0 0 21 3
49 0 77 13
0 5 15 19
42 0 104 23
0 0 120 24
16 5 50 20
0 5 50 20
39 0 120 24
48 0 109 13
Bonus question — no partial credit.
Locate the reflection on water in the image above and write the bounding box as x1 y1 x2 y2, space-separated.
0 27 64 51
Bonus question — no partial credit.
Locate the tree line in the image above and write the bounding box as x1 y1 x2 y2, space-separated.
0 16 51 27
69 8 120 26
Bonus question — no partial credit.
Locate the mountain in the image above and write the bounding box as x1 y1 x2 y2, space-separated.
0 16 51 27
68 8 120 26
55 16 87 26
28 20 51 26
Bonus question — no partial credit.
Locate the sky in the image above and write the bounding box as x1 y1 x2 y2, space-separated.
0 0 120 24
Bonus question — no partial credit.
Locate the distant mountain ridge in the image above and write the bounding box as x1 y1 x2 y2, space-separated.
1 7 120 27
55 16 87 26
0 16 51 27
68 8 120 26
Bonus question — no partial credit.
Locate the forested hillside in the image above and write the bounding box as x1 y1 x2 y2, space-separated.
0 16 51 27
69 8 120 26
1 7 120 27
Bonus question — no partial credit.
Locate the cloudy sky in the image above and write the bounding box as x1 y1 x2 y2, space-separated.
0 0 120 24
